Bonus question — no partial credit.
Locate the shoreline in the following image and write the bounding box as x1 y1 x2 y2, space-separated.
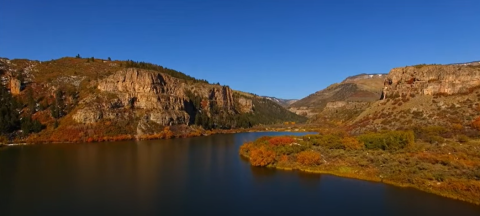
1 128 317 145
245 153 480 206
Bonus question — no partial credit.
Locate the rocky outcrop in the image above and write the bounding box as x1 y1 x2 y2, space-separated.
9 78 21 95
383 65 480 98
73 68 251 127
288 107 315 117
148 110 190 126
209 86 234 110
72 107 103 124
71 69 192 126
324 101 370 110
97 68 187 110
237 97 253 113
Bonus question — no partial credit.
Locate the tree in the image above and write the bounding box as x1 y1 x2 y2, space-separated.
26 88 36 115
50 89 65 119
0 85 20 133
91 57 94 62
21 117 43 135
76 54 81 58
108 57 111 61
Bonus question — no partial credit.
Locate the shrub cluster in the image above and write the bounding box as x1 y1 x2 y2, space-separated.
296 151 322 166
357 131 415 150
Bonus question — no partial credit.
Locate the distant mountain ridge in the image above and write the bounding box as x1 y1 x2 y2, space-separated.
288 73 386 118
262 96 298 107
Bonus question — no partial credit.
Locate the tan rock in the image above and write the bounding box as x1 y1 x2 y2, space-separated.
237 97 253 113
10 78 21 95
385 65 480 97
72 108 103 124
149 110 190 126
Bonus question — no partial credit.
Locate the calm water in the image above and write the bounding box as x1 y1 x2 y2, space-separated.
1 132 479 216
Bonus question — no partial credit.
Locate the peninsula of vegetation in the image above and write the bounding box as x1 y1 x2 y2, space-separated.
239 131 480 205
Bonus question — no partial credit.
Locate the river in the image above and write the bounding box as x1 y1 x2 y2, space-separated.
1 132 479 216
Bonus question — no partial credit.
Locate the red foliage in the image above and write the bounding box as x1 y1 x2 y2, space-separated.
201 100 209 109
268 136 295 146
472 117 480 130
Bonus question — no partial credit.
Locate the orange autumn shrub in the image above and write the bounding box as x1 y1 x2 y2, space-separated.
239 142 253 156
249 146 276 167
296 151 322 166
341 136 364 150
472 117 480 130
268 136 295 146
279 154 289 163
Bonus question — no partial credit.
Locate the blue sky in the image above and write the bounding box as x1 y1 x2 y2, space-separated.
1 0 479 99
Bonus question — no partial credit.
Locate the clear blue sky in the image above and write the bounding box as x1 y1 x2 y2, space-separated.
1 0 479 99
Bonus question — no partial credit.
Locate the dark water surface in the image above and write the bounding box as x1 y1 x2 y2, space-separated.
1 132 479 216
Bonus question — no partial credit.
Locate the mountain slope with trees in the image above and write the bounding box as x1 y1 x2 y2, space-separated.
0 56 306 143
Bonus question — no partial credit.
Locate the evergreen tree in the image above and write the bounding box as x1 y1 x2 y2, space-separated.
0 85 20 133
21 117 43 135
76 54 81 58
26 88 36 115
50 89 64 119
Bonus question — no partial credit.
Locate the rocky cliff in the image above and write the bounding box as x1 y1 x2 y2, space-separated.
382 65 480 98
350 63 480 134
72 68 256 133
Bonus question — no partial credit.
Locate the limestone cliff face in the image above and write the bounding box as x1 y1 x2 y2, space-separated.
74 69 191 126
97 68 187 110
383 65 480 98
73 68 254 132
209 86 234 110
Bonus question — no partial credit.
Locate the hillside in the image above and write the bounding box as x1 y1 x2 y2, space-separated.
288 73 386 122
349 63 480 136
0 56 306 143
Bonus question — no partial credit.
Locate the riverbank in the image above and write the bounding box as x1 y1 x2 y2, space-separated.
289 166 479 205
1 125 318 145
239 133 480 205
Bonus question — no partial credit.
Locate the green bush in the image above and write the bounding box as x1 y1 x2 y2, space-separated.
21 117 43 135
307 134 344 149
275 144 308 155
457 135 469 143
357 131 415 151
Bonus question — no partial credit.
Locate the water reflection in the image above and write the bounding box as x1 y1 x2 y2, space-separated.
249 166 277 178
